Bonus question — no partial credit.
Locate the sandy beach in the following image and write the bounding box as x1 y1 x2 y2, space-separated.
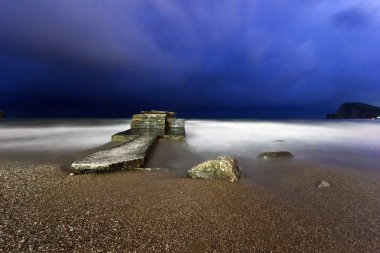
1 154 379 252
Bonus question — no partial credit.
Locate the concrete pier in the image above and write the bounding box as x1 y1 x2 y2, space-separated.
72 134 158 172
71 110 185 172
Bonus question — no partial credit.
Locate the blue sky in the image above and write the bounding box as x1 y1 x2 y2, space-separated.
1 0 379 118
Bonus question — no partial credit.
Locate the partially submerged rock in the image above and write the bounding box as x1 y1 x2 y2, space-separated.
187 156 242 182
258 151 294 160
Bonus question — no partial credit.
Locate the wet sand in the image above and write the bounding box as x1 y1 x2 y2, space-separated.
1 153 379 252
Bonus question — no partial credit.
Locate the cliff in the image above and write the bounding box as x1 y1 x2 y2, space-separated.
327 102 380 119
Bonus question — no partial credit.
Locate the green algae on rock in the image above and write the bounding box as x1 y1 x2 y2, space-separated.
258 151 294 160
187 156 242 182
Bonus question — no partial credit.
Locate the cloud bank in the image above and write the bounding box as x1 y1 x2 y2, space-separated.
1 0 380 117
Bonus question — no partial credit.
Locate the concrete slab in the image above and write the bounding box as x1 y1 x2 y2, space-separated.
71 135 158 172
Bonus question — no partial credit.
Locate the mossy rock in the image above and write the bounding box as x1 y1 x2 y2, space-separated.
187 156 242 182
258 151 294 160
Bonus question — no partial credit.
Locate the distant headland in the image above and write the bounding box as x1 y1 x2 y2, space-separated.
0 110 4 118
327 102 380 119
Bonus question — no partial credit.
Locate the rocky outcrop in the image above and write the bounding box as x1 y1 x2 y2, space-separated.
187 156 242 182
0 111 4 118
327 102 380 119
258 151 294 160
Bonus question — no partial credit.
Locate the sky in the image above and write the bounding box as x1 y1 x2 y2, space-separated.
1 0 380 118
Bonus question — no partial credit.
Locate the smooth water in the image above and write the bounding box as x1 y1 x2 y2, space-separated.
0 119 379 171
0 119 130 152
185 120 380 170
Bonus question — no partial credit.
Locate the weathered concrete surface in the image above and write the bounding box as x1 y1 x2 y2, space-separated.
131 114 167 129
187 156 242 182
111 133 139 142
112 124 185 142
168 118 185 128
140 110 176 116
258 151 294 160
162 128 186 141
72 135 158 172
112 129 164 142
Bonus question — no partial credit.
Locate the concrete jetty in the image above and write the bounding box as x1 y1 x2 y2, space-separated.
71 135 158 172
71 110 185 172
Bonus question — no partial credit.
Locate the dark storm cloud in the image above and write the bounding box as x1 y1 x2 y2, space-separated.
332 7 370 28
0 0 380 118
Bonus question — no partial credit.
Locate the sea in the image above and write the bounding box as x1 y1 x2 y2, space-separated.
0 119 379 175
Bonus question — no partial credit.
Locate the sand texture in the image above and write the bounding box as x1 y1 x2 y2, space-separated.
1 159 379 252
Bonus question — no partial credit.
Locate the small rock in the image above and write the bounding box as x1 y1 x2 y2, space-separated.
318 180 331 188
258 151 294 160
69 173 74 176
187 156 242 182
